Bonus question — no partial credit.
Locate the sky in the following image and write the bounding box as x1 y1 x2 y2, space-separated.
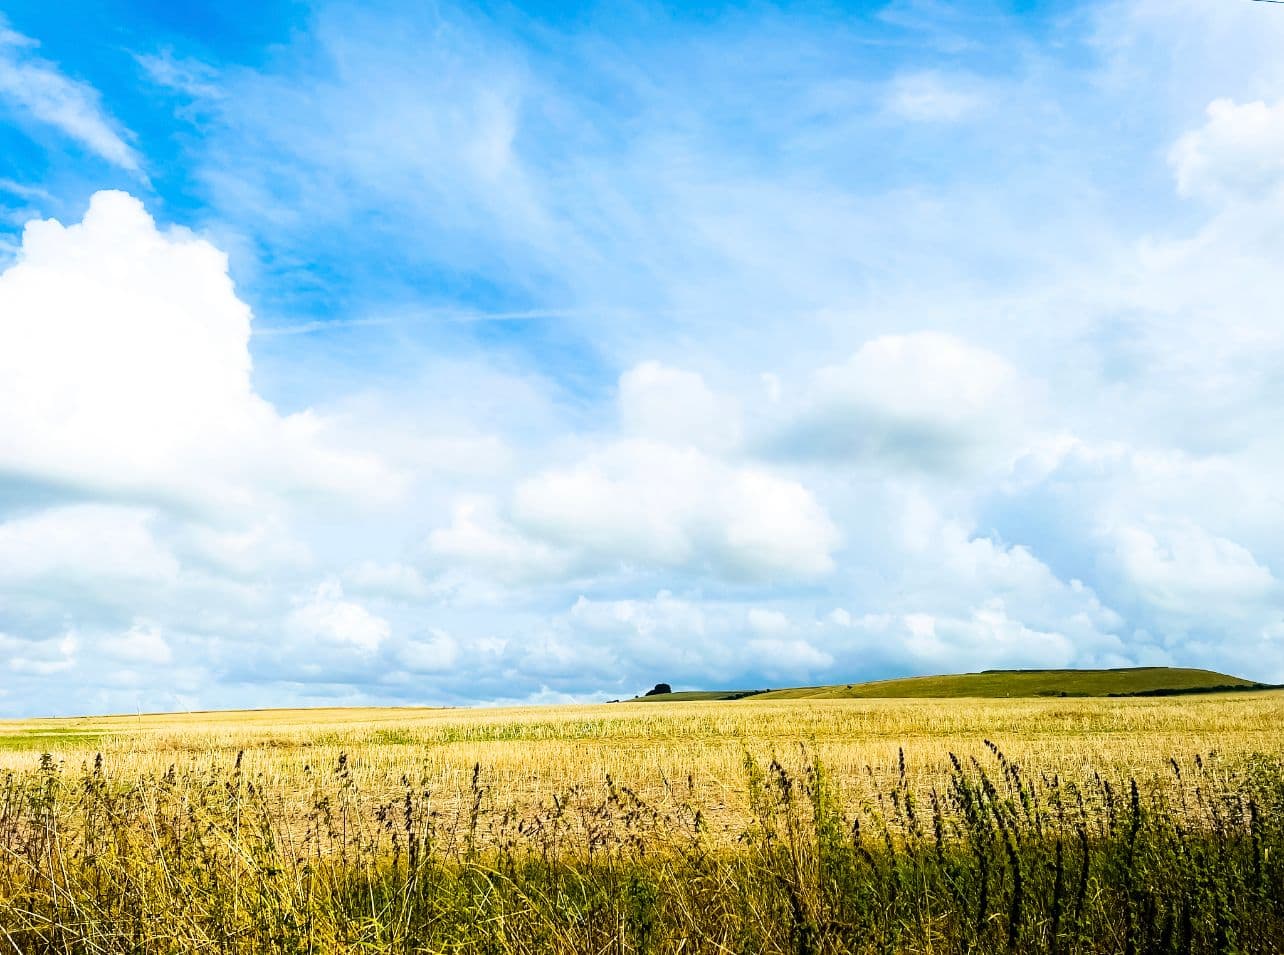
2 0 1284 716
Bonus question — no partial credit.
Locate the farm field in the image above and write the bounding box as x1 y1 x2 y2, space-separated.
3 687 1284 952
2 687 1283 805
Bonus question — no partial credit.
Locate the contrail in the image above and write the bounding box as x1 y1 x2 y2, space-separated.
253 308 584 337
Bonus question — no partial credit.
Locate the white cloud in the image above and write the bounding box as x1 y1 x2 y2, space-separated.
570 591 708 640
747 637 834 678
428 496 572 586
818 333 1015 430
747 607 791 635
1110 520 1276 616
513 439 839 581
618 361 741 451
101 622 173 664
0 177 51 201
464 363 838 584
288 579 390 655
393 628 459 672
0 21 140 171
181 519 311 576
562 592 731 684
0 632 77 674
899 603 1079 673
0 505 177 582
0 192 398 510
1170 98 1284 202
559 595 833 687
774 332 1022 472
344 560 430 599
561 588 1110 690
135 49 222 101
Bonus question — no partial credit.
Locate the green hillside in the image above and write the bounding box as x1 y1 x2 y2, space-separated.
754 667 1262 700
630 689 765 702
628 667 1268 703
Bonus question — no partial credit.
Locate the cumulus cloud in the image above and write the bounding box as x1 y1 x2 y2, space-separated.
344 560 430 600
0 632 77 675
1170 98 1284 203
0 20 140 171
512 440 839 581
287 579 391 656
1109 520 1276 617
393 628 460 673
0 505 177 583
772 333 1023 472
570 591 708 642
101 622 173 664
180 519 312 577
747 607 791 635
813 596 1122 679
898 603 1079 672
0 191 397 510
618 362 741 451
560 593 828 689
427 496 572 587
427 444 841 590
747 637 834 679
898 506 1125 656
423 359 839 591
555 571 1107 692
562 592 750 686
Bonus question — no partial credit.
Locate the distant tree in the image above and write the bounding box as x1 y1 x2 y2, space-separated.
644 683 672 697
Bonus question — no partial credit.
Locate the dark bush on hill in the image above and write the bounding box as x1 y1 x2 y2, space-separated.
643 683 672 696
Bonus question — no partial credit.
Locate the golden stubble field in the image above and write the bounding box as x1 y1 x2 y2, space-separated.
5 692 1284 952
3 692 1282 837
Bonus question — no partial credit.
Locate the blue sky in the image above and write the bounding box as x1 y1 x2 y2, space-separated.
3 0 1284 715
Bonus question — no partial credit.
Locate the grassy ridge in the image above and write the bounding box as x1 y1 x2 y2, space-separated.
759 666 1260 699
635 666 1260 702
630 689 765 702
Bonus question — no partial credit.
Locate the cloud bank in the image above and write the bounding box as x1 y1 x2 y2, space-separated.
1 0 1283 713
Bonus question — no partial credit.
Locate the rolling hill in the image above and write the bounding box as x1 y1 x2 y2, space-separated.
629 666 1268 702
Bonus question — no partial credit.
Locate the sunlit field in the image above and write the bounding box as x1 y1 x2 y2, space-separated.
4 693 1284 818
3 693 1284 952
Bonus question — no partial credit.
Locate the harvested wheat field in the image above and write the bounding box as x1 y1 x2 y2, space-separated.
3 688 1284 953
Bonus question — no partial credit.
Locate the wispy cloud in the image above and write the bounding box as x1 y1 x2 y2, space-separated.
0 177 53 201
252 308 584 337
0 17 141 173
135 48 222 101
884 70 987 122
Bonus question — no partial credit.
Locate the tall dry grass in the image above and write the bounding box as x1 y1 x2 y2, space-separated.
1 694 1282 952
